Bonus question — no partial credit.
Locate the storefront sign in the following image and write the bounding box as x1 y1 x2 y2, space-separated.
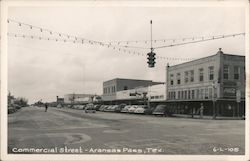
223 87 236 97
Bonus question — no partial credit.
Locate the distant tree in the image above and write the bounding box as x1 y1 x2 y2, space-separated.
14 97 28 107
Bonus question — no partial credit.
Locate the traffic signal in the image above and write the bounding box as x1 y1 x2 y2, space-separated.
147 52 156 68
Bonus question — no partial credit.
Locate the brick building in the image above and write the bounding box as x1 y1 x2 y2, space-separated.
166 48 245 117
102 78 163 102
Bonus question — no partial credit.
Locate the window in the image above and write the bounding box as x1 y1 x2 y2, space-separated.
170 80 174 85
170 74 174 85
208 66 214 80
177 73 181 84
178 91 181 99
205 88 208 99
209 88 212 99
184 91 187 99
124 86 128 90
184 71 189 83
223 65 229 80
234 66 240 80
199 68 204 82
188 90 191 99
199 89 204 99
196 89 199 99
190 70 194 82
191 90 195 99
181 91 184 99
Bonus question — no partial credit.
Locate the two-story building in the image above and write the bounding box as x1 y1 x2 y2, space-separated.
102 78 163 103
166 48 245 117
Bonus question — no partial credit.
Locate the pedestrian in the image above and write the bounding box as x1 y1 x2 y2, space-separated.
200 103 204 119
45 103 48 112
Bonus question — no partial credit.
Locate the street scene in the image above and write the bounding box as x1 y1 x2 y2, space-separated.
4 2 247 159
8 106 244 155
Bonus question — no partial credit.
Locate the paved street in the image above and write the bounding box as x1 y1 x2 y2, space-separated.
8 106 245 155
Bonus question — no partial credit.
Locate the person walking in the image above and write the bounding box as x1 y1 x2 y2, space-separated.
45 103 48 112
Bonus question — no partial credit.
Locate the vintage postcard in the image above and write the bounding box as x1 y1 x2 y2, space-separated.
0 0 249 161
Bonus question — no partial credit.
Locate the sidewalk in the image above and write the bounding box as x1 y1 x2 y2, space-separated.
172 114 245 120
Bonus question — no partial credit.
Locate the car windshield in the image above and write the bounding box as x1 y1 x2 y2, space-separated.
155 105 166 111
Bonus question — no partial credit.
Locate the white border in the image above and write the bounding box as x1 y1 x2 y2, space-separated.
1 0 249 161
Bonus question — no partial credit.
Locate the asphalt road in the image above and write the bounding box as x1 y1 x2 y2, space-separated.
8 106 245 155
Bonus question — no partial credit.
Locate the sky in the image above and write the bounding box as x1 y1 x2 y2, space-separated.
7 5 246 103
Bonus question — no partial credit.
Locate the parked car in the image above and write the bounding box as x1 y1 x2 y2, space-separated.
152 104 171 117
104 105 113 112
134 105 148 114
99 105 106 111
85 103 96 113
110 105 118 112
144 106 157 115
121 105 131 113
128 105 139 113
114 104 126 113
100 105 109 112
78 105 86 110
94 104 101 111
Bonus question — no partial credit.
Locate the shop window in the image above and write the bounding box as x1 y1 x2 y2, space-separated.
234 66 240 80
208 66 214 80
223 65 229 80
199 68 204 82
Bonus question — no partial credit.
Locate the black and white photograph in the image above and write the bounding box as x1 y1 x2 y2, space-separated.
0 0 249 161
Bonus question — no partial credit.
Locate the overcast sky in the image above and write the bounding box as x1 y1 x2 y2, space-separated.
7 5 245 103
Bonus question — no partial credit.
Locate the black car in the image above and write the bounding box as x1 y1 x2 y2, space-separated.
152 104 172 117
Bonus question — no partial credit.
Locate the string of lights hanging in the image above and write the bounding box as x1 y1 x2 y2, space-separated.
7 32 194 61
7 19 244 63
